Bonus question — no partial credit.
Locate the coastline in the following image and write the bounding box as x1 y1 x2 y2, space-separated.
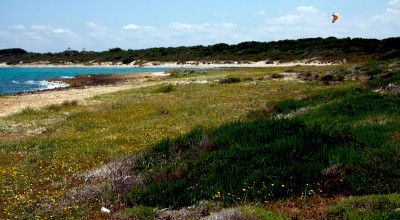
0 60 339 69
0 72 169 117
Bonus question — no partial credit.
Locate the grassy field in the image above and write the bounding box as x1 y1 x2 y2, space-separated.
0 63 399 219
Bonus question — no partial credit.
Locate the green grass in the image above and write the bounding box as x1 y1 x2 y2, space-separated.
328 194 400 219
0 67 335 218
239 205 285 220
123 206 156 220
126 87 400 208
0 65 399 219
154 83 174 93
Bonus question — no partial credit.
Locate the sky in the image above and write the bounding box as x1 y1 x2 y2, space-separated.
0 0 399 52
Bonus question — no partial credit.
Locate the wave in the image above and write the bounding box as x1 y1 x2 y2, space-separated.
60 76 74 79
23 80 69 90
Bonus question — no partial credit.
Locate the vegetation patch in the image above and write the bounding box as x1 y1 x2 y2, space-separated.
122 206 156 220
219 76 241 84
239 205 284 220
271 73 284 79
154 84 174 93
126 88 400 209
328 194 400 219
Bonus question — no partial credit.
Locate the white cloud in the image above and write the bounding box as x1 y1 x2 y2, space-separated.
388 0 400 8
144 25 156 30
123 24 140 30
169 22 192 30
8 25 26 31
373 0 400 23
29 25 76 37
271 5 325 26
31 25 52 31
255 10 266 16
169 22 237 31
85 22 107 32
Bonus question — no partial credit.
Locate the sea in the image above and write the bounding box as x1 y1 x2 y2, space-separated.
0 67 166 95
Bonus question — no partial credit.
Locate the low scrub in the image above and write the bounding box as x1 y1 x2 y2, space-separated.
123 206 156 220
328 194 400 219
271 73 284 79
126 88 400 208
219 77 241 84
154 84 174 93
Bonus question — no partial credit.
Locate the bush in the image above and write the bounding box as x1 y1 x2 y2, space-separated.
122 57 134 65
365 61 384 76
246 107 275 120
274 99 306 114
219 77 241 84
271 73 284 79
46 100 78 111
154 84 174 93
320 74 334 81
123 206 156 220
108 48 123 53
328 194 400 220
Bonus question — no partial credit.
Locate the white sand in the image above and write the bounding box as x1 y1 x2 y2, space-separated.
136 60 336 68
1 60 338 68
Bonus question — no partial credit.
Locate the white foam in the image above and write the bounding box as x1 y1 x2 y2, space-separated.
60 76 74 79
24 80 69 90
38 80 69 90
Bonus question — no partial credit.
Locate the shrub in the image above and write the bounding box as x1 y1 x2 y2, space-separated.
46 100 78 111
219 77 241 84
271 73 284 79
320 74 334 81
328 194 400 220
365 61 384 76
154 84 174 93
122 57 134 65
273 99 306 114
123 206 156 220
108 48 123 53
246 107 275 120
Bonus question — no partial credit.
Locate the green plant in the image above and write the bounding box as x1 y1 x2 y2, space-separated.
239 205 284 220
123 206 156 220
219 77 241 84
126 88 400 208
154 84 174 93
320 74 334 81
328 194 400 220
271 73 284 79
273 99 306 114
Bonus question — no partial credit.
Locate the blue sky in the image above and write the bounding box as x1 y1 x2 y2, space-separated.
0 0 399 52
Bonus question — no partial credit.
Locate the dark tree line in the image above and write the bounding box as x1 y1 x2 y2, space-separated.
1 37 399 65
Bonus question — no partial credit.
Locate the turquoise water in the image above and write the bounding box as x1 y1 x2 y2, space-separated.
0 67 166 95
